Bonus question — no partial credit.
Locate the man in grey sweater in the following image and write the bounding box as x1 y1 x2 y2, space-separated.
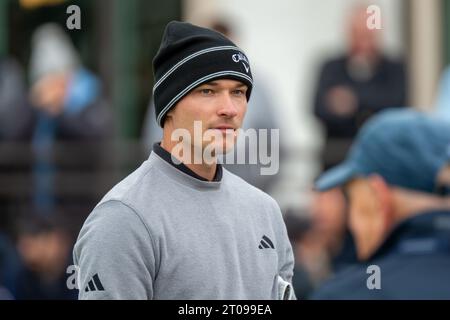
73 21 295 300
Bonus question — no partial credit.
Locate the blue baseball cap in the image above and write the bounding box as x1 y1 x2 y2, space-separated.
315 109 450 194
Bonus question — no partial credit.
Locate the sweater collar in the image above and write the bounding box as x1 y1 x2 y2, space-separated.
149 143 223 189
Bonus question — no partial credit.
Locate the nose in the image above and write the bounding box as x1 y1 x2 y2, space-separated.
217 92 238 118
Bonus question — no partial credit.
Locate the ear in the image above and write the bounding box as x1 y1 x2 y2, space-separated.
368 174 394 229
165 110 173 120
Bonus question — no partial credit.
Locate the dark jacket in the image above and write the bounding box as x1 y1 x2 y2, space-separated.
311 210 450 299
313 55 407 138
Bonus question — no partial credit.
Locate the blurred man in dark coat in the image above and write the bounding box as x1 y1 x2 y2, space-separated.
313 6 407 169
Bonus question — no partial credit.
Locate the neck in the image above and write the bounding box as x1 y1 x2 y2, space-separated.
161 135 217 181
392 189 450 223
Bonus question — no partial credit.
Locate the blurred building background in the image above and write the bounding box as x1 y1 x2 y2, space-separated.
0 0 449 299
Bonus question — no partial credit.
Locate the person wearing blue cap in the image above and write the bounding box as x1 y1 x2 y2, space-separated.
311 109 450 299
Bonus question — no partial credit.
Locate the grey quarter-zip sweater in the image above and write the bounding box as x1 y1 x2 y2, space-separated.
73 147 295 300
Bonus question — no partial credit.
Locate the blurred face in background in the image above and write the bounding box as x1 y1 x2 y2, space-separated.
348 7 380 60
30 73 69 116
17 229 70 279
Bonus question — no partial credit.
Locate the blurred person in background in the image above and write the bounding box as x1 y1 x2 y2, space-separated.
27 23 112 140
313 5 407 169
24 23 113 216
13 214 76 300
312 109 450 299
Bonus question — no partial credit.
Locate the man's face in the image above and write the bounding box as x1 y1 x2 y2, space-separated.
166 79 248 156
345 178 386 260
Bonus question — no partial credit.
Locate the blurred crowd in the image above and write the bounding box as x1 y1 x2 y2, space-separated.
0 21 113 299
1 2 449 300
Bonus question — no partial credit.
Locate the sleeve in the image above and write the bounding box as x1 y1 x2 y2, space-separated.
73 200 157 300
278 228 296 300
269 198 297 300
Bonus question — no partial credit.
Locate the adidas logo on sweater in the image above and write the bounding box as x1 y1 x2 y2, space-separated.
258 235 275 249
84 273 105 292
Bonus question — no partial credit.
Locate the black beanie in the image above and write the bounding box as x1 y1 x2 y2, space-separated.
152 21 253 127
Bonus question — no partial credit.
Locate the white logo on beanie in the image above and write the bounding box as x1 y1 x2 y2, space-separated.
232 53 250 73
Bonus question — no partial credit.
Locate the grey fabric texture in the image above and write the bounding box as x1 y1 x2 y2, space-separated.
74 151 295 300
